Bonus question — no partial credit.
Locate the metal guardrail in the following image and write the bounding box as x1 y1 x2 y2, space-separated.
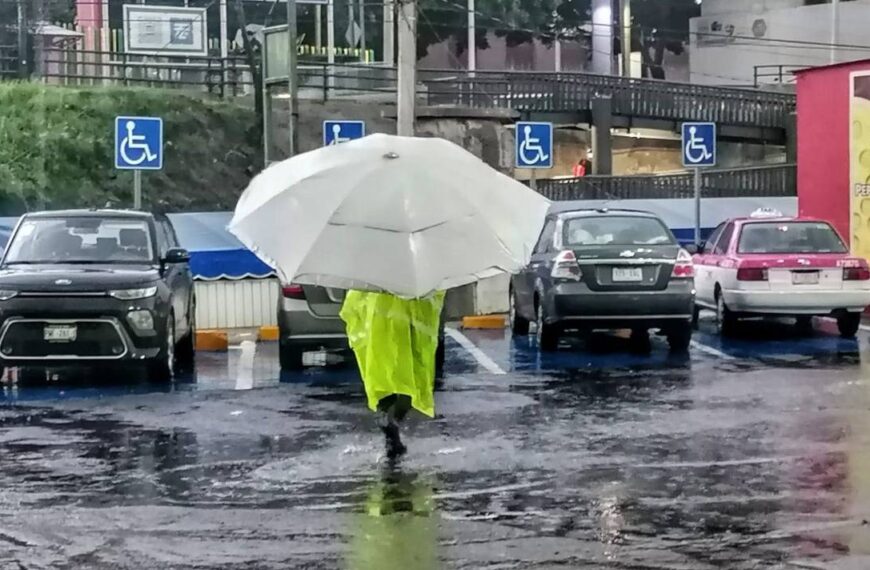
535 164 796 201
38 49 253 96
753 65 803 88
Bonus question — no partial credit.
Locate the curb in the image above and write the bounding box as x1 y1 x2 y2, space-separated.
258 325 280 342
462 315 507 330
195 330 229 352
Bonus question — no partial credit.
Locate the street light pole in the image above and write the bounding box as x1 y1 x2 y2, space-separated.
396 0 416 136
620 0 631 77
383 0 394 64
467 0 475 73
830 0 840 64
286 0 299 157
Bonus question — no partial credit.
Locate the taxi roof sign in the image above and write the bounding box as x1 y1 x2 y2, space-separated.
749 207 784 219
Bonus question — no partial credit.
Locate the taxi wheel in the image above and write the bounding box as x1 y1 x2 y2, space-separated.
510 289 530 336
837 312 861 338
715 291 737 336
536 303 559 352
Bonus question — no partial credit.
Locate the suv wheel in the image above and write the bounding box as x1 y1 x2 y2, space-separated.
279 343 305 371
536 302 559 352
837 312 861 338
509 288 530 336
175 307 196 371
667 322 693 353
148 315 176 382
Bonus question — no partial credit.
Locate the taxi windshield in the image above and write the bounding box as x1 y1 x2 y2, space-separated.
4 217 154 264
564 216 675 246
737 221 847 254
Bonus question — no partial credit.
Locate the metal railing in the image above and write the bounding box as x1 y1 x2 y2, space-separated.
535 164 796 201
0 44 18 78
38 49 254 96
753 65 804 88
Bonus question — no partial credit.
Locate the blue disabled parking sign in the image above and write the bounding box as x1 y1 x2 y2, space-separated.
681 122 716 167
115 116 163 170
323 120 366 146
515 122 553 169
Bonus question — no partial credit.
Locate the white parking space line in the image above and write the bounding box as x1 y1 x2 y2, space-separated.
235 340 257 390
445 328 507 375
690 340 735 360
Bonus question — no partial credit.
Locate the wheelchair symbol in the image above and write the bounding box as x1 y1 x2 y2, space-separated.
684 126 713 165
328 124 351 145
119 121 158 166
518 125 550 166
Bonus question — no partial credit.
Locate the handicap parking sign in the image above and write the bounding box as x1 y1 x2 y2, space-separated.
323 120 366 146
515 122 553 169
681 122 716 167
115 116 163 170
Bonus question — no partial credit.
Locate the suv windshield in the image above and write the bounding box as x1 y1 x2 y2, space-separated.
564 215 675 246
3 217 155 264
738 221 847 254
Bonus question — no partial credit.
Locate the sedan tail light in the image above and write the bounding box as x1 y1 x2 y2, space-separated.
671 249 694 279
844 266 870 281
737 267 768 281
551 250 582 281
281 284 306 299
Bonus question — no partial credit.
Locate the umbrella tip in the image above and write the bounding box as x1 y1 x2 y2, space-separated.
384 152 400 160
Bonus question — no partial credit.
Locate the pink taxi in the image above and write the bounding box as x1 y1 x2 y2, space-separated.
691 209 870 337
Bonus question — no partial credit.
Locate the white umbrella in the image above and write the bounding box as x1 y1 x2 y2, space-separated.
229 134 551 298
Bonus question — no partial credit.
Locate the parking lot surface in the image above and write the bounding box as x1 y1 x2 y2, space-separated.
3 315 870 569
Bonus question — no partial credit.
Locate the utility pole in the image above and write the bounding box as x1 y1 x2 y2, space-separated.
287 0 299 157
396 0 416 136
467 0 475 72
358 0 366 61
620 0 631 77
383 0 394 64
16 0 27 78
830 0 840 64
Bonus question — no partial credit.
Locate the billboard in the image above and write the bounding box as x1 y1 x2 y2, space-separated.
850 72 870 258
123 5 208 57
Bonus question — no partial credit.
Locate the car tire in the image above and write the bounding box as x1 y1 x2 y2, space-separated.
509 288 530 336
630 328 652 354
536 301 559 352
175 307 196 371
435 336 446 378
691 306 700 330
716 290 737 337
837 312 861 338
147 315 176 382
795 315 814 336
667 322 693 353
279 343 305 371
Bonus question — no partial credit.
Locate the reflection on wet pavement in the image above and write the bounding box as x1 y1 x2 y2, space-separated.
1 322 870 568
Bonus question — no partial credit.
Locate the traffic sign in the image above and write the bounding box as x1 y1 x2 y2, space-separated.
515 122 553 169
323 120 366 146
681 122 716 167
115 116 163 170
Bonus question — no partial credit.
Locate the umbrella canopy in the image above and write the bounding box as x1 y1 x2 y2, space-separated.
229 134 550 298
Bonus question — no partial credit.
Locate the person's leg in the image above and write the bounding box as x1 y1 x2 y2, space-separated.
392 394 412 423
376 394 406 459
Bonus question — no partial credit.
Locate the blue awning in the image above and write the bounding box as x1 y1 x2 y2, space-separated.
167 213 275 281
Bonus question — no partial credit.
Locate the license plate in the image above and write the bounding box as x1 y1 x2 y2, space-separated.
792 271 820 285
612 267 644 282
44 324 77 342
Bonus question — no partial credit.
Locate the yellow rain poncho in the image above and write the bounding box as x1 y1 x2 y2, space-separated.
340 290 446 418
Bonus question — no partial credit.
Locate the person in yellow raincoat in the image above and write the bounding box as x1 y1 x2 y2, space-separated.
340 290 446 459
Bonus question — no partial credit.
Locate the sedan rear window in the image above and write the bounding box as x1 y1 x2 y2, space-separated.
737 222 847 254
564 216 675 246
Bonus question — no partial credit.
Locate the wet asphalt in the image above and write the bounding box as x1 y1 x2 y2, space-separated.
3 315 870 569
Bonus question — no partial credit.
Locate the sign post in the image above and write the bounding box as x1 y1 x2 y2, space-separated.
115 116 164 210
681 122 717 245
323 120 366 146
515 121 554 191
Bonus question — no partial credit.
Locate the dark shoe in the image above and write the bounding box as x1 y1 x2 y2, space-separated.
381 423 407 459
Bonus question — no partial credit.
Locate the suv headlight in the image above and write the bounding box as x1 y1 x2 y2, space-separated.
109 286 158 300
0 290 17 301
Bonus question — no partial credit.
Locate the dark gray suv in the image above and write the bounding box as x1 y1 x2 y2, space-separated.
510 208 695 352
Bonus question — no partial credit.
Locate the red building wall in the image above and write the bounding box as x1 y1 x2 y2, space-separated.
797 59 870 246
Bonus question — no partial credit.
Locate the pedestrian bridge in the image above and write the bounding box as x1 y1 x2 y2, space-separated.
298 64 796 144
